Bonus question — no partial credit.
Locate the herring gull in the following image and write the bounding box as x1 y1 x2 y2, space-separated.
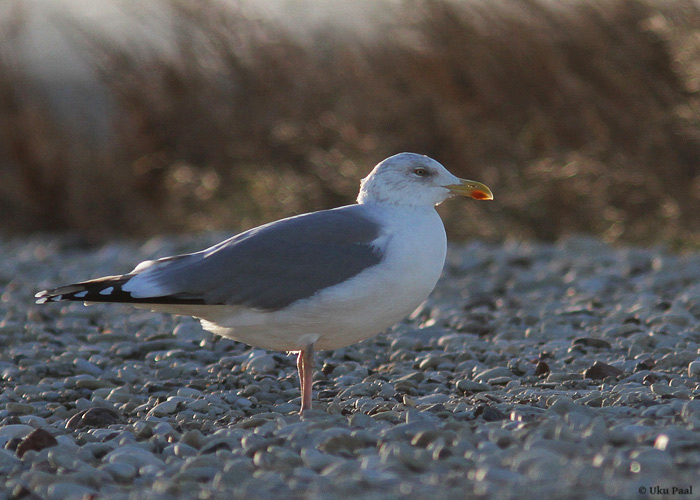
36 152 493 412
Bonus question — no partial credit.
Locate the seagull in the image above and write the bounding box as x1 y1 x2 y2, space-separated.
36 153 493 412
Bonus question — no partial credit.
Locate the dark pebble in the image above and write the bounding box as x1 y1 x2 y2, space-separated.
16 428 58 458
474 405 507 422
534 361 550 377
572 337 612 349
583 361 624 380
66 407 122 430
636 358 656 371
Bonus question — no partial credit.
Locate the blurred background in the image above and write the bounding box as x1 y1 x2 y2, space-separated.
1 0 699 248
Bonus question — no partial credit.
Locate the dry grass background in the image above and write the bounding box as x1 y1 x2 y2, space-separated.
1 0 700 247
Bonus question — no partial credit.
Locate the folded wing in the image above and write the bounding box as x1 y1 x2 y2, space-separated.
36 205 386 311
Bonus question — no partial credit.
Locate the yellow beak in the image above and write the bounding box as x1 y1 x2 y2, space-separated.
445 179 494 200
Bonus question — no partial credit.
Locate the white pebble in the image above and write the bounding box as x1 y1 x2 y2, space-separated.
245 352 277 374
47 483 97 500
103 445 166 471
688 360 700 376
99 462 137 483
0 448 21 470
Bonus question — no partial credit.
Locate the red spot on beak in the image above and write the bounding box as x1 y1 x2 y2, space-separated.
471 190 491 200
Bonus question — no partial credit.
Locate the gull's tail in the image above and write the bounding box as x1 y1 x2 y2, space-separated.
36 273 209 306
35 275 139 304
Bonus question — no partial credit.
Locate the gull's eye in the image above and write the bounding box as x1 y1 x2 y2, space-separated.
414 167 428 177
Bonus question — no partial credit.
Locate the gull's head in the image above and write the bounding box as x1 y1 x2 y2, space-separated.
357 152 493 207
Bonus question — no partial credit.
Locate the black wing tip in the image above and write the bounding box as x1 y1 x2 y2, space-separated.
35 276 209 306
34 276 131 305
35 287 77 304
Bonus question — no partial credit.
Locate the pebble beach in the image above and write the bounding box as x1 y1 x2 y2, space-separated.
1 234 699 499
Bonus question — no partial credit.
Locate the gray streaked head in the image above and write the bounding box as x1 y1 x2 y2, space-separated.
357 153 463 207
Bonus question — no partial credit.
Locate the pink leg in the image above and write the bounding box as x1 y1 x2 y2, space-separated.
297 344 314 413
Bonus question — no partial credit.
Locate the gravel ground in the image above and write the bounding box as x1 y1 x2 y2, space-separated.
1 234 699 500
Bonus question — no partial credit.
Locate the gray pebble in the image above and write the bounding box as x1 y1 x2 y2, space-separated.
6 403 36 415
629 448 674 473
173 321 209 341
301 448 343 472
546 395 590 416
0 448 22 471
413 393 450 406
242 350 278 374
655 351 698 370
163 442 198 459
66 407 121 429
687 360 700 376
149 397 193 416
99 462 137 482
473 366 512 384
103 445 166 471
47 483 98 500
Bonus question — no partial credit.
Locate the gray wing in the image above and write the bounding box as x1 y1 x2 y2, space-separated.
116 204 386 310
